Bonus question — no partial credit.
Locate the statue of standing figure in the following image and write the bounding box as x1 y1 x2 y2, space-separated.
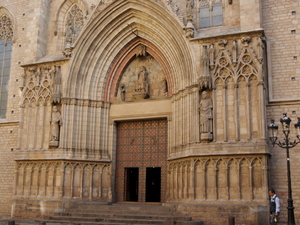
134 66 148 93
120 83 126 101
133 66 149 100
50 105 62 146
198 91 213 142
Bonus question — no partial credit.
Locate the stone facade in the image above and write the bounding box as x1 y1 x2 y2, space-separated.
0 0 299 224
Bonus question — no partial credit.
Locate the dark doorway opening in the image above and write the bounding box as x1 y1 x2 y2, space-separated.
124 168 139 201
146 167 161 202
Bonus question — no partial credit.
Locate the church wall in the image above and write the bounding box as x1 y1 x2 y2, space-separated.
263 0 300 101
263 0 300 223
240 0 262 31
0 0 35 218
0 122 18 217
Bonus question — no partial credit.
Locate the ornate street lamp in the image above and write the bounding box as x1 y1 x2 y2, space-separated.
268 113 300 225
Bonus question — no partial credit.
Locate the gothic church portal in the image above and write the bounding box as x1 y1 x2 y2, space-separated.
0 0 299 224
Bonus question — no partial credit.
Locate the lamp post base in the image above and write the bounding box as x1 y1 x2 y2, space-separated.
287 198 295 225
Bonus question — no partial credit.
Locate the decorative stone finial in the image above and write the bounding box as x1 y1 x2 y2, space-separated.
218 39 228 50
241 37 252 46
199 45 212 91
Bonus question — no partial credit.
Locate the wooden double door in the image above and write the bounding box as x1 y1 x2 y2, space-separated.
115 119 168 203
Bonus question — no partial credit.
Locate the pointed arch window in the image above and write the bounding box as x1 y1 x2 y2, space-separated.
65 4 84 44
0 14 13 118
199 0 223 28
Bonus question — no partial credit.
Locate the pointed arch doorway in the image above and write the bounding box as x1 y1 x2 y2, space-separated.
115 119 168 203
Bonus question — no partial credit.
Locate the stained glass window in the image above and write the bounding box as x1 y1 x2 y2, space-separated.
0 15 13 118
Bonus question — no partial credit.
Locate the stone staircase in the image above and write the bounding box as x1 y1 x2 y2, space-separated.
37 203 203 225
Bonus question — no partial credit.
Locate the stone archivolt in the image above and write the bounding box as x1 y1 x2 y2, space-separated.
68 1 193 101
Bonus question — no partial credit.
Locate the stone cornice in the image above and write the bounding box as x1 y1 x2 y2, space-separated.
192 28 265 42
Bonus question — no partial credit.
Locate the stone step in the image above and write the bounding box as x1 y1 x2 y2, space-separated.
37 219 202 225
52 212 192 221
74 204 176 212
41 203 203 225
37 219 156 225
0 219 36 225
41 216 166 224
63 208 178 216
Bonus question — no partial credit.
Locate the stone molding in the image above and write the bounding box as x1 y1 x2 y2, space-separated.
15 160 112 202
167 154 268 203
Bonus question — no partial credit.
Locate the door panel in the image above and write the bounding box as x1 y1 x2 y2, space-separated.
116 119 167 202
124 168 139 201
146 167 161 202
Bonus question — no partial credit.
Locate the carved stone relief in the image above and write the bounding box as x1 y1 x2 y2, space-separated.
21 65 62 106
117 45 168 102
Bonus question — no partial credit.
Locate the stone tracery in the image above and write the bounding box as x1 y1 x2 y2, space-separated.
0 14 13 41
65 4 84 44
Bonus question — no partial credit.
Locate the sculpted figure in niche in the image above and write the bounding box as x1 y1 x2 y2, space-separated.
50 105 62 146
135 66 149 94
159 78 167 97
65 21 75 44
198 91 213 142
120 83 126 101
